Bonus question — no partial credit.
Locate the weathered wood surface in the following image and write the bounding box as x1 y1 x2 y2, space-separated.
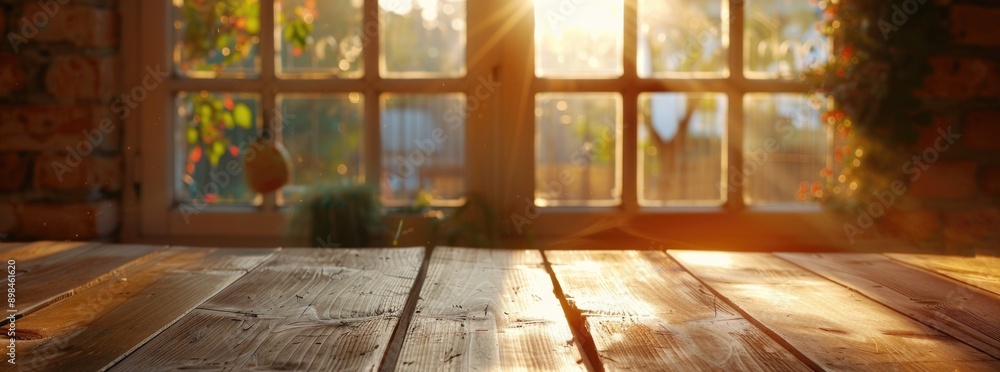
546 250 810 371
0 242 26 254
113 247 423 371
395 248 584 371
15 246 276 371
12 243 164 315
670 250 1000 371
779 253 1000 359
887 253 1000 296
2 241 95 264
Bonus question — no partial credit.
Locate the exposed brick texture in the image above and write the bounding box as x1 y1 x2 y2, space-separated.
45 55 118 101
21 3 118 48
34 154 122 192
0 153 30 192
0 0 121 241
0 202 15 235
950 5 1000 47
908 162 979 200
920 57 1000 99
982 166 1000 197
0 53 27 98
964 111 1000 151
0 105 119 152
20 200 118 240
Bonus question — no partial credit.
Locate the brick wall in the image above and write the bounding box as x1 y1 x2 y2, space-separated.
0 0 120 241
870 2 1000 253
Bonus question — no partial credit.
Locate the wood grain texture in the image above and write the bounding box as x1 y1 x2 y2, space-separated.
779 253 1000 359
670 250 1000 371
0 242 26 254
16 246 275 371
113 247 423 371
396 247 584 371
547 250 809 371
13 243 165 315
2 241 95 264
887 253 1000 296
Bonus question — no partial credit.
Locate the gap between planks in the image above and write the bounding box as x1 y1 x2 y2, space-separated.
540 251 602 372
660 251 825 372
379 246 434 372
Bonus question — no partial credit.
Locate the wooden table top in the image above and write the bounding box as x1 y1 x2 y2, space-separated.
1 242 998 371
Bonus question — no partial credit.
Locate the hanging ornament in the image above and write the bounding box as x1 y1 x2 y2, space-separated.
244 136 292 193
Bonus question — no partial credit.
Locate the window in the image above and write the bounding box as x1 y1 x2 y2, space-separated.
135 0 833 244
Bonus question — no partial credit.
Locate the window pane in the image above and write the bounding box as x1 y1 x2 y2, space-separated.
639 93 725 205
380 0 466 78
535 0 624 78
381 94 465 205
535 93 621 206
176 92 260 205
744 0 827 79
174 0 260 78
278 94 364 205
276 0 364 77
638 0 727 77
743 94 828 205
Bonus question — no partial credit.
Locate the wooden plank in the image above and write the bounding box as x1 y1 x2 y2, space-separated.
112 247 423 371
0 242 26 254
396 248 584 371
14 246 275 371
887 253 1000 296
2 241 95 263
779 253 1000 359
670 250 1000 371
12 243 165 315
547 250 810 371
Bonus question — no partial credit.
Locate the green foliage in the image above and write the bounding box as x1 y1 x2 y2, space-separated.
288 185 386 248
805 0 948 213
433 193 498 248
807 0 946 147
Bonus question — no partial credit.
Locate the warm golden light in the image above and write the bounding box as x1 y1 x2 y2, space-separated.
671 251 733 269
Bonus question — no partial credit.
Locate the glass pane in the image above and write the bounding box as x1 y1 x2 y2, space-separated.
743 94 829 205
278 94 364 205
176 91 260 204
535 93 621 206
535 0 624 78
380 0 466 78
744 0 827 79
638 0 727 77
174 0 261 78
276 0 364 77
639 93 726 206
381 94 466 205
